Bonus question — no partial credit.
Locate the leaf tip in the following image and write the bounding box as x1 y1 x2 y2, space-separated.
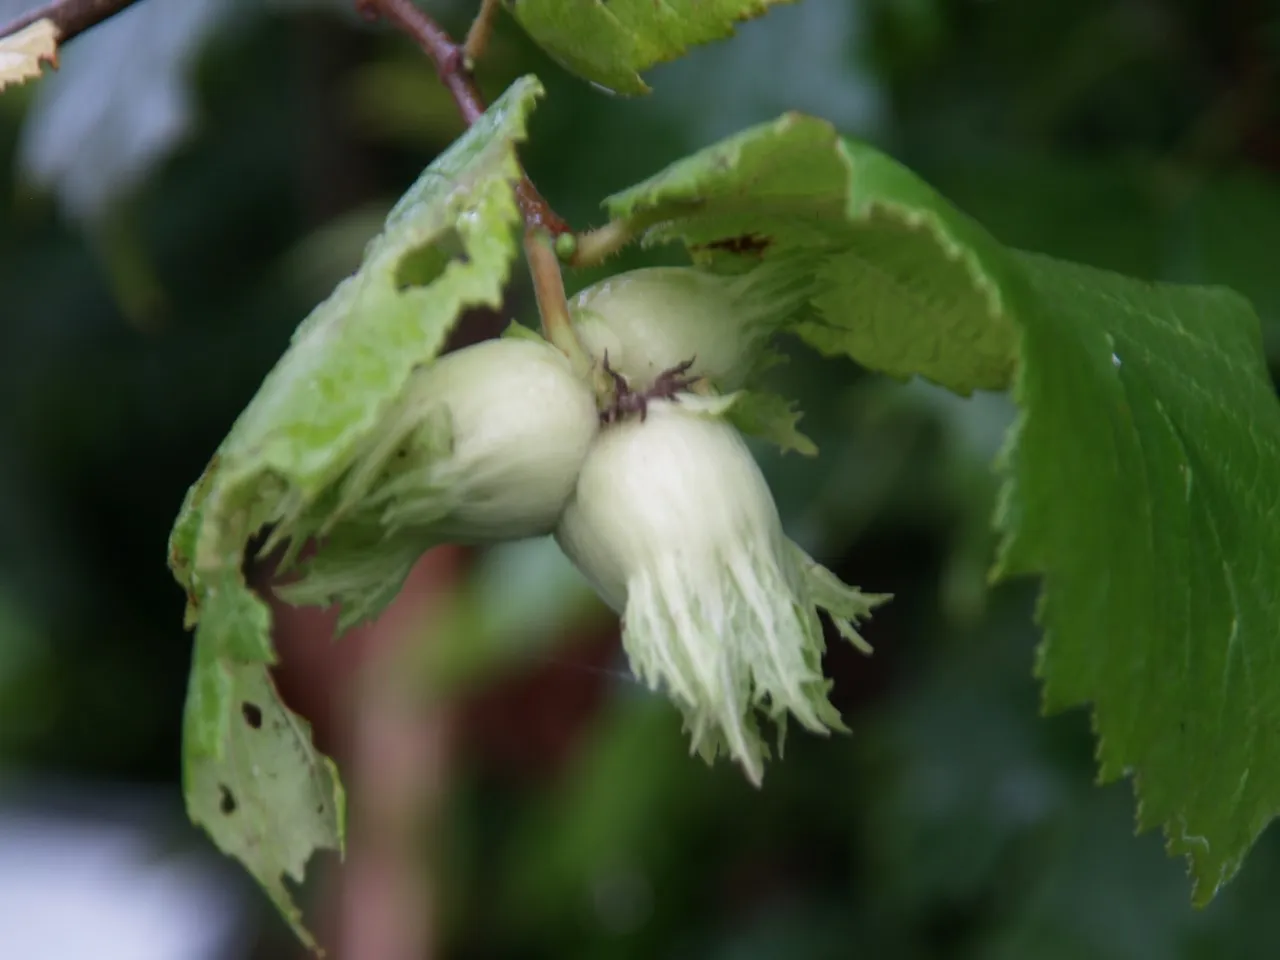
0 19 60 94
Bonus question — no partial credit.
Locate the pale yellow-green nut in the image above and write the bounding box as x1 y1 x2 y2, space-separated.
569 265 811 392
555 400 888 784
278 336 599 629
383 336 600 541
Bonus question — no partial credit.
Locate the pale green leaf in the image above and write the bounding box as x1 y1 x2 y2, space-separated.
506 0 797 96
723 388 818 456
606 111 1280 902
676 387 816 455
274 528 431 634
606 114 1020 394
167 75 543 944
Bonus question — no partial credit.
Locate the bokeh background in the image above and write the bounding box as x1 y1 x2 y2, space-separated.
2 0 1279 958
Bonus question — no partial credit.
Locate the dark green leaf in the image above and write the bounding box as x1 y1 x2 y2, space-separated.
995 253 1280 906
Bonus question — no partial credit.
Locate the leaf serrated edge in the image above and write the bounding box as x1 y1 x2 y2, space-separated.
0 19 59 93
606 112 1021 393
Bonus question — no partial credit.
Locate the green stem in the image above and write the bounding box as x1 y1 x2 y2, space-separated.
462 0 501 68
561 218 637 267
560 203 700 267
524 229 593 378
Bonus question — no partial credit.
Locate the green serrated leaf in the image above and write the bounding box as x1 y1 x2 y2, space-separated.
506 0 797 96
724 388 818 456
678 387 816 456
275 528 433 633
607 110 1280 902
993 254 1280 906
166 75 544 945
605 113 1019 394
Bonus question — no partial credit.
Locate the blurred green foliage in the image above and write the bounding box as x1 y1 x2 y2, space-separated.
2 0 1278 956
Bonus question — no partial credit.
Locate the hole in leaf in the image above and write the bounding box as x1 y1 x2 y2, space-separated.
692 233 773 258
395 228 469 290
242 702 263 729
219 785 237 815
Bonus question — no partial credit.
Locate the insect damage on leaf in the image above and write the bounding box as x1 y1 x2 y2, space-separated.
184 653 343 952
168 75 545 946
692 233 773 258
605 112 1020 395
394 227 469 289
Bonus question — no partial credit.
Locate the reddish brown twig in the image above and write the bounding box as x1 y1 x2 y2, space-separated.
0 0 141 43
356 0 568 235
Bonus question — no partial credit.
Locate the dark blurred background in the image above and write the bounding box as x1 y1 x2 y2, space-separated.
1 0 1279 958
